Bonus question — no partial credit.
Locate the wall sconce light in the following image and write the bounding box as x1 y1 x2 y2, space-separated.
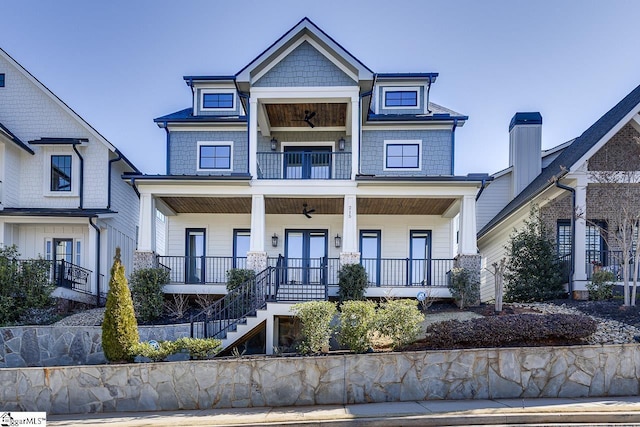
334 234 342 248
270 138 278 151
338 137 345 151
272 233 279 247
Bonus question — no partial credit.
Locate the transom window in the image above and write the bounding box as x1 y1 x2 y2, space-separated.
0 73 5 87
198 143 231 170
384 90 418 107
385 142 420 169
51 155 72 191
202 93 234 109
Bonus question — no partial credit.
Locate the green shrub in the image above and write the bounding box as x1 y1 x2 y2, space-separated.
226 268 255 291
337 300 377 353
130 267 170 322
422 313 597 349
174 337 222 359
0 245 55 326
130 340 178 362
447 267 480 308
504 207 565 302
376 299 424 349
102 248 139 362
291 301 337 354
337 263 368 302
587 270 615 301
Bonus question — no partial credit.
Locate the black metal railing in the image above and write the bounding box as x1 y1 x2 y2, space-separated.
55 260 92 294
557 253 572 284
157 256 246 284
361 257 454 287
256 151 351 180
269 255 330 301
586 250 639 280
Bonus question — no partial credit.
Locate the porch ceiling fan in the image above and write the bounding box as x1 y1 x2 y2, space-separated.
302 203 316 219
292 110 316 128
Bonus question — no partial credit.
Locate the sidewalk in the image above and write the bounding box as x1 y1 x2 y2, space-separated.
48 396 640 426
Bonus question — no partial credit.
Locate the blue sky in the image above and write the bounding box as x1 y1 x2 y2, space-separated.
2 0 640 175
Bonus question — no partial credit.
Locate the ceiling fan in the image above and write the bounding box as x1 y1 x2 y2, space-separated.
302 203 316 219
293 110 316 128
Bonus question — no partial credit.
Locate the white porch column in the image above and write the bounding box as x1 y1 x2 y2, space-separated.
351 97 360 179
340 195 359 264
137 193 156 253
574 177 588 282
0 219 5 247
247 194 267 271
459 195 478 255
249 97 258 178
88 222 98 295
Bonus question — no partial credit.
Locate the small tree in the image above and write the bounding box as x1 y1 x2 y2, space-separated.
337 263 368 302
102 248 139 362
504 206 565 302
130 267 169 322
447 267 480 309
337 300 377 353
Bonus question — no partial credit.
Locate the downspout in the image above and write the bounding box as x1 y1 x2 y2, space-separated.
107 153 122 209
129 177 140 198
475 178 488 201
236 88 250 174
162 125 170 174
450 118 458 174
358 73 376 175
555 180 576 298
89 217 101 306
426 76 433 114
72 144 84 209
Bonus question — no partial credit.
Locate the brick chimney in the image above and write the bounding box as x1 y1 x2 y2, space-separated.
509 112 542 199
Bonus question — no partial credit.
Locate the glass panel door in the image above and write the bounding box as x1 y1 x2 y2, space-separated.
410 230 431 286
185 229 205 283
284 147 331 179
285 230 327 284
53 239 73 286
233 229 250 269
360 230 380 286
308 232 326 284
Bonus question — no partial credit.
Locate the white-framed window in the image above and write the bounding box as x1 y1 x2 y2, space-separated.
200 89 235 111
382 86 420 109
43 149 80 197
197 141 233 171
383 140 422 171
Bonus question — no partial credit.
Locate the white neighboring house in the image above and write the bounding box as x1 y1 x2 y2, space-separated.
0 47 140 305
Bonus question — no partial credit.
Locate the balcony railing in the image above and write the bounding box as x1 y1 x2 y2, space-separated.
55 260 92 294
362 258 454 287
256 151 351 180
157 256 246 284
586 250 639 280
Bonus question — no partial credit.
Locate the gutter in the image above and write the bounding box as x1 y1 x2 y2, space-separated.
555 180 576 298
89 216 101 306
450 118 458 174
235 84 251 175
72 145 84 209
107 153 122 209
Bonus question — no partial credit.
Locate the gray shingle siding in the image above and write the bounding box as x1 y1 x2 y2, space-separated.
169 131 248 175
254 41 356 87
361 129 451 176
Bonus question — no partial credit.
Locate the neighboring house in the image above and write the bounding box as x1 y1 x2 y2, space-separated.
0 47 140 305
131 18 487 353
477 84 640 302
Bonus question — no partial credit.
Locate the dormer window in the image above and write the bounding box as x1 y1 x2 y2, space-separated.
0 73 5 87
382 87 420 109
201 92 235 110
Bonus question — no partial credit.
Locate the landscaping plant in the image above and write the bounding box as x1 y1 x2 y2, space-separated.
291 301 336 354
337 263 368 302
586 270 615 301
102 248 139 362
130 267 170 322
337 300 377 353
447 267 480 308
376 299 424 349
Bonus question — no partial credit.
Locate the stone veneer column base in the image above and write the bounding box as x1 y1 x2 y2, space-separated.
455 254 481 306
247 251 268 272
133 251 156 271
340 252 361 265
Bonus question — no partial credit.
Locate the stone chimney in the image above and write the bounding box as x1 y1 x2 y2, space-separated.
509 112 542 199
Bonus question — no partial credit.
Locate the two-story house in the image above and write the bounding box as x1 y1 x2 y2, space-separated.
131 18 487 352
0 47 140 305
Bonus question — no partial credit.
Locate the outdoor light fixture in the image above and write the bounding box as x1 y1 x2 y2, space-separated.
272 233 279 247
334 234 342 248
338 137 345 151
270 138 278 151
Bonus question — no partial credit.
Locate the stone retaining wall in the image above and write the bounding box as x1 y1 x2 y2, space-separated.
1 344 639 414
0 324 191 368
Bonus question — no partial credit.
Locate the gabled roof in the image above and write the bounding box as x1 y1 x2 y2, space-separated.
0 47 139 173
0 121 34 154
479 83 640 238
235 17 373 84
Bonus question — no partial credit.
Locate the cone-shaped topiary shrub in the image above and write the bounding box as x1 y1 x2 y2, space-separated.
102 248 139 362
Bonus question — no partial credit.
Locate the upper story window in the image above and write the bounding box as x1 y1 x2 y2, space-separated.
202 92 234 110
385 90 417 107
51 155 72 191
198 142 232 171
384 140 421 170
0 73 5 87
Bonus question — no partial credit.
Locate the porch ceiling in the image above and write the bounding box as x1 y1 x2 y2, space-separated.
160 197 252 213
357 198 456 215
265 103 347 128
265 197 343 214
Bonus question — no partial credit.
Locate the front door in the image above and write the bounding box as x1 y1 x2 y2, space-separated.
360 230 381 286
410 230 432 286
185 229 205 283
53 239 73 286
284 146 331 179
285 230 327 284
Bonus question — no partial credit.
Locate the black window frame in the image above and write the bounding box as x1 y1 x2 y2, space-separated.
557 220 572 257
385 143 420 169
384 90 418 107
50 154 72 192
199 144 232 170
0 73 5 87
202 93 234 109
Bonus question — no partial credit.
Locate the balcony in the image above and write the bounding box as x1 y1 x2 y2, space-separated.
256 151 351 180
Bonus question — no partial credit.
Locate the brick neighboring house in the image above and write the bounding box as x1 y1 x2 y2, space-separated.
130 18 488 353
0 47 140 305
477 84 640 301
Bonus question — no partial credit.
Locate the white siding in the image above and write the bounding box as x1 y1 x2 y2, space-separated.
15 223 89 259
477 173 512 231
